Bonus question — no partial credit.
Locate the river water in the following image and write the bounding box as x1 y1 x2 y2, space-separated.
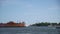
0 26 60 34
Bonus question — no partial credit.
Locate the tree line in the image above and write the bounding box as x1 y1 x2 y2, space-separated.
30 22 60 26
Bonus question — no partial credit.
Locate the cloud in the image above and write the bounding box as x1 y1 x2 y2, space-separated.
27 4 32 8
1 0 32 6
0 0 32 11
48 6 59 10
1 0 23 6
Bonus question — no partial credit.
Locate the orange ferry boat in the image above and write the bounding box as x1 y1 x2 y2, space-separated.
0 21 25 27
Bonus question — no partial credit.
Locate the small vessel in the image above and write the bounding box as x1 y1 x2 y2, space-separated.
56 26 60 29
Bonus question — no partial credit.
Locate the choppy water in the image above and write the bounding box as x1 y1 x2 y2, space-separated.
0 26 60 34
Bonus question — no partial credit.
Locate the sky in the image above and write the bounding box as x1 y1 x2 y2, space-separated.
0 0 60 26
